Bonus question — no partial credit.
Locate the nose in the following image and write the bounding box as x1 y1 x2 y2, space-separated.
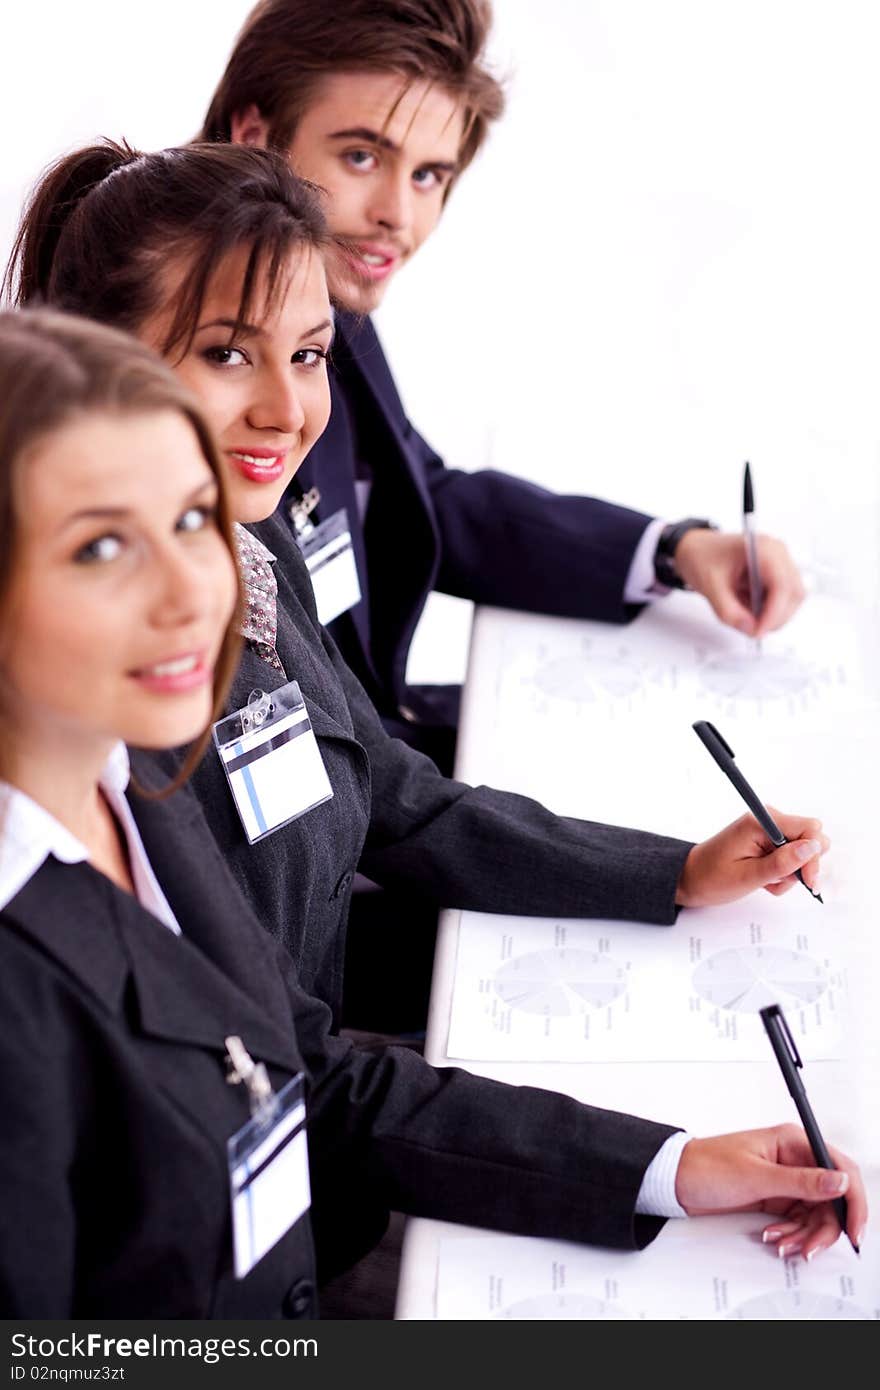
150 537 227 632
246 362 306 436
366 169 412 236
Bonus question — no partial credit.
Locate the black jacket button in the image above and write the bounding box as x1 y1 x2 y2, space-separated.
283 1279 314 1318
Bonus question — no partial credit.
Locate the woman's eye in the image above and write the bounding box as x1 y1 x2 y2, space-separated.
292 348 328 368
344 149 377 172
74 534 122 565
177 505 214 534
202 345 249 368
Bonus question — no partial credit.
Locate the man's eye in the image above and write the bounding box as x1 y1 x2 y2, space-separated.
413 168 442 190
74 534 122 565
202 346 248 367
292 348 328 368
344 149 377 172
177 505 214 534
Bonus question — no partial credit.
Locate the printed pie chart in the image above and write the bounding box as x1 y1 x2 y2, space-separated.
498 1293 630 1320
692 946 828 1014
494 948 627 1016
728 1291 870 1320
699 651 809 701
534 651 642 701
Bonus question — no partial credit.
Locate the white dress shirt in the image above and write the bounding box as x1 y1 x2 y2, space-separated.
624 516 671 603
0 743 181 934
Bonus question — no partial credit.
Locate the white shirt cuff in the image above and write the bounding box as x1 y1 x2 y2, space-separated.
623 517 670 603
635 1130 691 1218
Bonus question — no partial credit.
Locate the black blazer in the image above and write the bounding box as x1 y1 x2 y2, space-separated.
168 512 694 1026
0 770 678 1317
292 312 654 730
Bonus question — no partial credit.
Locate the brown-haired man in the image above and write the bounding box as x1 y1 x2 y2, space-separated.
204 0 804 768
203 0 806 1033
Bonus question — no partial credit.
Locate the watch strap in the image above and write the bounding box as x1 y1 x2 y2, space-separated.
653 517 718 590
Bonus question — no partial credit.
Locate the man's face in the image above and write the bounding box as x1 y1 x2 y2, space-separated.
286 72 466 312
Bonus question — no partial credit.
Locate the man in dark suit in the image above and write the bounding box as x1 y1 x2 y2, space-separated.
204 0 806 770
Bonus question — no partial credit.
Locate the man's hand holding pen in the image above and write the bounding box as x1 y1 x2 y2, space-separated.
674 529 806 638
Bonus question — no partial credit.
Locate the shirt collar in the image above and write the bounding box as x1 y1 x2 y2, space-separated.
0 743 130 911
234 523 277 569
102 741 131 795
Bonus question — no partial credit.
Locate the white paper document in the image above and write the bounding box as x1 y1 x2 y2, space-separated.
433 1219 878 1320
446 902 847 1063
458 595 880 835
486 592 877 728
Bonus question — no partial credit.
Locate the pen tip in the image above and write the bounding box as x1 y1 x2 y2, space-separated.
815 891 824 904
743 462 754 513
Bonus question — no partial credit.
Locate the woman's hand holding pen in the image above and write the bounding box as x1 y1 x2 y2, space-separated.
676 810 828 907
674 529 806 637
675 1125 867 1260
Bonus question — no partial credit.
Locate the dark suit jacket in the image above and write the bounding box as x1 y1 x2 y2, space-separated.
165 512 693 1027
292 312 654 732
0 769 679 1317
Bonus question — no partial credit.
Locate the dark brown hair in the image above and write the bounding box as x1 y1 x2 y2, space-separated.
201 0 505 178
3 141 329 357
0 307 243 789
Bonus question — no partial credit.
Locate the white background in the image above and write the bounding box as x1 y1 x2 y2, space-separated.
3 1 879 678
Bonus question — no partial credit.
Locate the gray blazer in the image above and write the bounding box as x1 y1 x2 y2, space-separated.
153 512 693 1024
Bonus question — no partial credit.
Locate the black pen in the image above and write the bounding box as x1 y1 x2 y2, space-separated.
692 720 823 902
743 461 765 650
760 1004 858 1255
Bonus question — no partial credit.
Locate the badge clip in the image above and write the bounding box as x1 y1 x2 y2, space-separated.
289 486 321 536
240 689 274 735
225 1035 278 1122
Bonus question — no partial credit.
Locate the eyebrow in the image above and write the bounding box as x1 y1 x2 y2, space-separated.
196 317 335 342
196 318 264 339
59 478 217 532
327 127 457 172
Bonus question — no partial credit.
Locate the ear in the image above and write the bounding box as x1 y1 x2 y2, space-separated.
230 104 271 149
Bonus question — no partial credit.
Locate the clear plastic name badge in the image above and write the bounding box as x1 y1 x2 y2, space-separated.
213 681 333 844
225 1039 310 1280
296 508 362 626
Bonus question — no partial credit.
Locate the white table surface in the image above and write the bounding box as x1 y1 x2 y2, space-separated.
395 592 880 1319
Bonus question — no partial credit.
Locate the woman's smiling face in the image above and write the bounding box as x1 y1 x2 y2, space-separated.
143 244 333 524
3 408 238 755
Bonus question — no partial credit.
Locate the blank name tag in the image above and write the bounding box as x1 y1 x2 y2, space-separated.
213 680 333 844
297 509 362 625
228 1073 310 1280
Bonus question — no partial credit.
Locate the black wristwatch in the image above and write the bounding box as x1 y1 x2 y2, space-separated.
653 517 718 590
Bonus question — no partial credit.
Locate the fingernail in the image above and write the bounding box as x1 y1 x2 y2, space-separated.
796 839 821 862
821 1171 848 1195
858 1228 866 1248
778 1243 795 1258
805 1247 818 1262
762 1228 782 1243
